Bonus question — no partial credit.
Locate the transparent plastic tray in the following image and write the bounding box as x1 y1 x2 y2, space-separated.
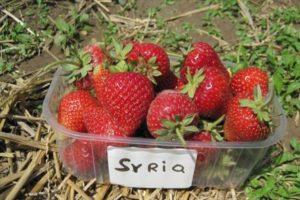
43 68 287 188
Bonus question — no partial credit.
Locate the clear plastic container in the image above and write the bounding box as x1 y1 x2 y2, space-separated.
43 68 287 188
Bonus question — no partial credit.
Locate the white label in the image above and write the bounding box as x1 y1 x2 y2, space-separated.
107 146 197 188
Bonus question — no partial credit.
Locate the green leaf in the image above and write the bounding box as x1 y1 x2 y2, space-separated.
290 138 300 153
112 39 122 55
182 114 195 125
81 68 89 77
63 64 78 71
155 129 169 136
212 131 224 141
152 70 162 77
181 68 204 98
184 126 199 133
258 112 270 122
272 70 284 93
54 34 66 46
16 34 32 43
79 13 89 23
121 43 133 57
249 176 276 199
240 99 256 108
55 18 70 32
274 152 299 165
81 53 92 65
164 0 174 5
286 82 300 94
161 119 175 129
0 59 4 72
281 50 296 67
148 56 157 64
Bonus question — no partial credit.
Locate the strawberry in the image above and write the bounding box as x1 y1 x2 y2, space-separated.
181 67 231 119
188 115 224 162
91 64 110 103
62 140 96 174
189 131 212 142
83 106 128 159
188 131 214 163
146 90 199 145
230 66 269 97
76 45 107 90
180 42 230 83
58 90 98 132
100 72 155 135
176 78 185 90
126 42 170 86
224 87 270 141
83 106 125 137
64 45 107 90
84 45 107 66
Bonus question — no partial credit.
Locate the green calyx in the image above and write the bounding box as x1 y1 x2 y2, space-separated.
109 38 133 73
155 114 199 146
240 85 271 122
134 56 162 84
63 50 93 83
181 68 205 98
202 115 225 141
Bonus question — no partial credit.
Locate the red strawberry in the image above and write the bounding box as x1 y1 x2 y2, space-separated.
147 90 199 145
100 72 155 135
126 42 170 86
58 90 98 132
190 131 212 142
224 88 270 141
62 140 96 174
75 45 107 90
83 106 128 159
188 114 225 162
83 106 125 137
230 66 269 97
176 78 185 90
181 67 231 119
64 45 107 90
91 64 110 103
188 131 213 162
84 45 106 66
180 42 230 83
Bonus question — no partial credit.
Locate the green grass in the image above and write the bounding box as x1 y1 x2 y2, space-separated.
245 138 300 199
197 1 300 117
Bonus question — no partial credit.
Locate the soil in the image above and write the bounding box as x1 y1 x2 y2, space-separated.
282 117 300 150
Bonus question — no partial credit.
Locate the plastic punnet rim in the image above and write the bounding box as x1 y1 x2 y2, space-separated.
42 68 287 149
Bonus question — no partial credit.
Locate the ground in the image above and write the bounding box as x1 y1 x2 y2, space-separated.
0 0 299 199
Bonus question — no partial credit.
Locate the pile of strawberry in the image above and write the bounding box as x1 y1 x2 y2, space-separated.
57 41 271 173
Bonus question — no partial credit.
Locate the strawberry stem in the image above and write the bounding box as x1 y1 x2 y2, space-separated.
181 68 205 98
155 114 199 146
240 85 271 122
176 128 186 146
133 56 162 85
109 38 133 73
62 50 94 83
205 115 225 131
